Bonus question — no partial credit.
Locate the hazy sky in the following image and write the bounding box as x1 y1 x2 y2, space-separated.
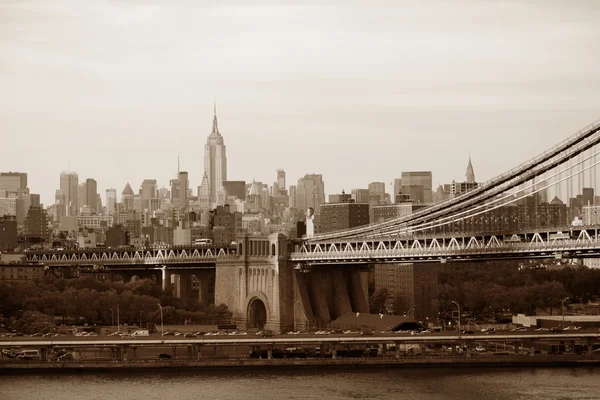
1 0 600 205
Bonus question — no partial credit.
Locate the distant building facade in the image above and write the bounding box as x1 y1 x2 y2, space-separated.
319 202 369 233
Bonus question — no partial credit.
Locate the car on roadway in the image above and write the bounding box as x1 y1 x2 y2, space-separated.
564 326 582 331
475 346 486 352
57 353 74 362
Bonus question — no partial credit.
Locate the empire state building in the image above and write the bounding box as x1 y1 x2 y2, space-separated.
204 104 227 205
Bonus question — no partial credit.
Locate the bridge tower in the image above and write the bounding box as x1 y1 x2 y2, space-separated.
215 232 295 332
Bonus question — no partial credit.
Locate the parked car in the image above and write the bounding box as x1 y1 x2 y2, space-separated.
57 353 74 362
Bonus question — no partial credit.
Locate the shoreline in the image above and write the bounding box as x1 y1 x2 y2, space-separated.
2 355 600 373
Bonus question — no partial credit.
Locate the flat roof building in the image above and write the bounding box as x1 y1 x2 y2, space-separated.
319 202 369 233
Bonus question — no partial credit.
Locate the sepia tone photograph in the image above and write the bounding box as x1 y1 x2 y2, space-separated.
1 1 600 399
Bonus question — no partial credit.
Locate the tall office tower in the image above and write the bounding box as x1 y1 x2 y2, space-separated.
198 173 210 210
86 178 98 214
466 156 475 184
204 103 227 206
122 182 135 211
106 189 117 214
289 185 297 209
60 172 79 216
141 179 157 212
170 177 180 206
277 169 286 192
393 178 402 201
0 172 27 192
178 171 189 209
54 190 66 222
297 174 325 214
351 188 370 204
368 182 386 204
398 171 433 204
78 182 87 212
157 188 170 199
171 171 189 209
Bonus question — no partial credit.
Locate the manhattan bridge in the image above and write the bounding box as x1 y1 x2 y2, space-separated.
290 119 600 266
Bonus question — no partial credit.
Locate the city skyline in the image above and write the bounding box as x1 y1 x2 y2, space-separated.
2 1 600 205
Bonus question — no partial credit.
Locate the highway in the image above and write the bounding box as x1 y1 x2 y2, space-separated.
1 330 599 347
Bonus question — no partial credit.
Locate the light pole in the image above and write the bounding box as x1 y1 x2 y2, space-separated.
562 297 570 328
117 304 120 333
452 301 461 333
157 303 164 341
407 306 416 320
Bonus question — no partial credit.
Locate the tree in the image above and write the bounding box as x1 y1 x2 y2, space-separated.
14 311 56 334
369 288 389 314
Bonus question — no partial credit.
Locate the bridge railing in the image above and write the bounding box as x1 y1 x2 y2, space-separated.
290 239 600 260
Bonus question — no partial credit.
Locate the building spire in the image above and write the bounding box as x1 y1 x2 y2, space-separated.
212 99 219 134
465 153 475 183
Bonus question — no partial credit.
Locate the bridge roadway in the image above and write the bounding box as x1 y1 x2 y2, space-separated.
2 331 599 347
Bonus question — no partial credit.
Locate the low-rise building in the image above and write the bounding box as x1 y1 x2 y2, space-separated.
0 264 45 282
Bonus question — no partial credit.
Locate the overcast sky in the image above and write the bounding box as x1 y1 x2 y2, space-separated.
1 0 600 205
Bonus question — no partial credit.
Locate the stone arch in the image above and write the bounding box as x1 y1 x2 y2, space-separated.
245 291 270 330
271 243 276 256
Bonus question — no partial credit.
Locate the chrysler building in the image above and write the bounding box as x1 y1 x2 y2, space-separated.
204 103 227 205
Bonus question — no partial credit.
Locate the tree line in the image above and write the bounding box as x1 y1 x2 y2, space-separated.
369 262 600 322
0 277 232 334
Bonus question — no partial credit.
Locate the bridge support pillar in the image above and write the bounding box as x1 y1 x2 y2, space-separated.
294 272 315 331
348 269 369 314
330 269 352 319
161 267 171 292
172 346 177 359
587 339 593 356
196 345 203 360
267 346 273 360
308 271 331 321
40 348 48 361
395 343 400 358
332 343 337 359
179 272 193 301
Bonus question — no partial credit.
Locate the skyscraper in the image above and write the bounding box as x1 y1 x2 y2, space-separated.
204 103 227 206
277 169 286 192
60 172 79 216
106 189 117 214
466 156 475 183
141 179 157 212
397 171 433 204
297 174 325 214
0 172 27 192
86 178 98 214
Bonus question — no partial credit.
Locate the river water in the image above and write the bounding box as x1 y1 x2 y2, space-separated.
1 366 599 400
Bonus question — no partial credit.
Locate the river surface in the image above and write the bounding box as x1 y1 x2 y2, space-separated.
1 366 599 400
